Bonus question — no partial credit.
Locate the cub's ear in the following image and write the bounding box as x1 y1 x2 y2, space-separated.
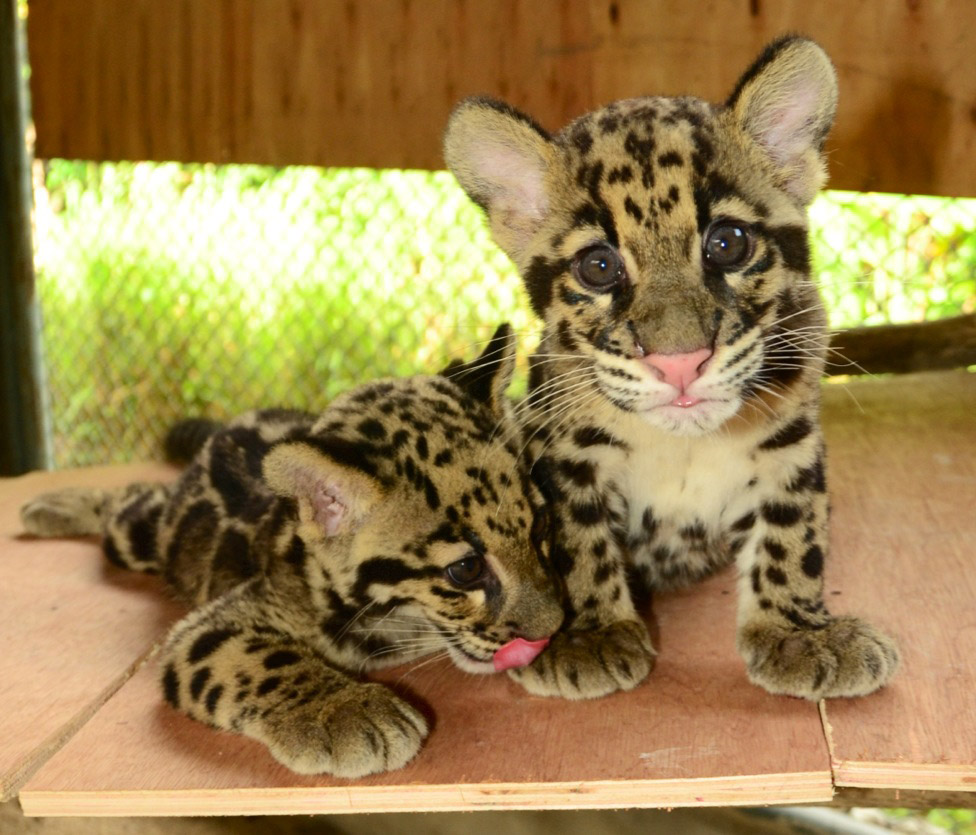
440 322 516 417
263 442 384 536
444 97 554 258
725 36 838 204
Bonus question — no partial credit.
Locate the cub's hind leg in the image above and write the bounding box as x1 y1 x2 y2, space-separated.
22 481 175 574
161 579 428 777
21 486 113 538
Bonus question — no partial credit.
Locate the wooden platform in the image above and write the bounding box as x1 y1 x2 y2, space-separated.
2 371 974 815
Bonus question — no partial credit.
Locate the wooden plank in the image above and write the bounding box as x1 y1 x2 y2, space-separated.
17 561 830 814
10 372 975 814
26 0 976 198
0 464 184 801
819 371 976 791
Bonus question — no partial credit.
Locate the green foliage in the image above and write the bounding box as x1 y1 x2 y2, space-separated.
812 191 976 327
36 162 534 465
34 161 976 466
886 807 976 834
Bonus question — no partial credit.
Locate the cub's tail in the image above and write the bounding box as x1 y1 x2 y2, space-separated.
163 417 224 465
21 486 111 538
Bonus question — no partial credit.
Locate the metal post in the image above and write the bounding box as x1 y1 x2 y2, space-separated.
0 0 48 474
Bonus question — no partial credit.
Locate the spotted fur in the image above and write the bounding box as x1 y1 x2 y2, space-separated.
21 325 564 777
445 37 898 700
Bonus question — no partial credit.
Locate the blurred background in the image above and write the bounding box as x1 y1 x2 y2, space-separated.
33 161 976 466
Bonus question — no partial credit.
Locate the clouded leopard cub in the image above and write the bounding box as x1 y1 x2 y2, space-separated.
445 37 898 701
21 325 563 777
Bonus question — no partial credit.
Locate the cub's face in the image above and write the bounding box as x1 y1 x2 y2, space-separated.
445 37 838 436
264 325 565 674
347 434 563 674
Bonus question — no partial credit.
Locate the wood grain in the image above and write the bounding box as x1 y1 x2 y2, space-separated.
820 371 976 791
17 559 830 814
0 464 184 801
26 0 976 198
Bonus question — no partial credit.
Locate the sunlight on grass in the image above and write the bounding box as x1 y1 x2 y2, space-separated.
33 162 976 466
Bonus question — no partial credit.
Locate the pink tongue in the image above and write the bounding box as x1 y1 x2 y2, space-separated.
492 637 550 672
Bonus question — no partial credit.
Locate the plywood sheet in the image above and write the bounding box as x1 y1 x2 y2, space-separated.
18 568 830 815
26 0 976 197
820 371 976 790
0 464 183 801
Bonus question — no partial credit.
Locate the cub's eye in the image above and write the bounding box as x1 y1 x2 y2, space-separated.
703 221 753 269
573 245 625 291
445 553 487 588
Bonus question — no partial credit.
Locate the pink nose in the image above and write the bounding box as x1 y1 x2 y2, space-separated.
643 348 712 391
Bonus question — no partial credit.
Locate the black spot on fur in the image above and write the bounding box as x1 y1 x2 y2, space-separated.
103 535 127 569
525 256 570 315
264 650 301 669
205 683 224 714
213 528 259 585
423 475 441 510
284 535 306 570
731 511 756 533
557 458 597 487
570 500 605 526
162 663 180 707
190 667 211 701
764 539 787 560
128 505 162 563
765 225 811 273
573 425 627 449
188 628 239 664
624 196 644 222
257 677 282 696
759 416 812 450
607 165 633 184
357 418 386 440
352 557 437 601
571 125 593 154
761 502 804 527
802 545 824 578
765 565 788 586
304 436 382 480
789 456 827 493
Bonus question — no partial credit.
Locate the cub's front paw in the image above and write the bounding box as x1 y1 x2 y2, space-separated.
509 619 654 700
260 682 428 777
738 615 899 700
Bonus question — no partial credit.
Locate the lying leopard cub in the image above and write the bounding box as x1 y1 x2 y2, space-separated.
445 37 898 701
21 324 564 778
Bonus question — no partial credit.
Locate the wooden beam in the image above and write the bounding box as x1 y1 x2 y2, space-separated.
829 314 976 376
26 0 976 198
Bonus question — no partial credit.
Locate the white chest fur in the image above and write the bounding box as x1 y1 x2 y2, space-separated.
621 431 756 533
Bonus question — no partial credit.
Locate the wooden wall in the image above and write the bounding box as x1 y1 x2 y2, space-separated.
26 0 976 197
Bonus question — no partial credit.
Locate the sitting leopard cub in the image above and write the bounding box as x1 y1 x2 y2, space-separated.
444 37 898 701
21 324 564 778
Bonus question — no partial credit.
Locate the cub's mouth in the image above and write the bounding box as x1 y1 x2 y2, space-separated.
447 643 497 675
447 637 550 674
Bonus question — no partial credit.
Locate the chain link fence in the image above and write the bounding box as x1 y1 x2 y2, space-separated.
32 161 976 468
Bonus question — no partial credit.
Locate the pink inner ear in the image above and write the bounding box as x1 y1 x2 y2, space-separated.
311 485 346 536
